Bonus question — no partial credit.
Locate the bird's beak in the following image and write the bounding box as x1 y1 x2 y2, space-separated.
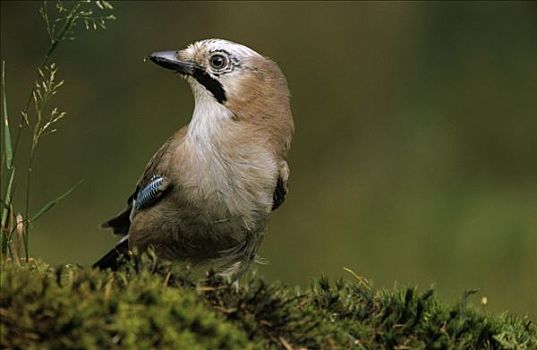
148 51 196 75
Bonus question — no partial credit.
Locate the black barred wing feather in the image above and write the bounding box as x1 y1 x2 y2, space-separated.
131 175 169 218
101 175 169 234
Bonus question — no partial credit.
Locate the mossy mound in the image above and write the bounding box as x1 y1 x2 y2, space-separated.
1 255 535 349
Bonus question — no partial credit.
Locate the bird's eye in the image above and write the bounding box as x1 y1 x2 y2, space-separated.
210 54 227 70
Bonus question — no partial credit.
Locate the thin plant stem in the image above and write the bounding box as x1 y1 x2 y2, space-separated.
18 2 82 260
23 150 36 261
12 2 81 163
2 0 114 261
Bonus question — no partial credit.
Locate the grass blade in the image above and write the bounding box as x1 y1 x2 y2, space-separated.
31 180 82 223
2 60 13 170
1 168 15 225
0 169 14 257
1 60 15 250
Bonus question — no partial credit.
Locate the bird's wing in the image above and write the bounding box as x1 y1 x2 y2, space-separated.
92 235 129 269
130 175 169 218
101 127 187 235
272 160 290 211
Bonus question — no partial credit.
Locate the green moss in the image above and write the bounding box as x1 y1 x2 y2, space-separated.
1 255 535 349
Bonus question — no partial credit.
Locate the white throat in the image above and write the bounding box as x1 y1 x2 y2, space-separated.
187 80 232 145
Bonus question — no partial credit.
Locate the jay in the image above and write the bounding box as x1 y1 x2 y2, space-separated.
93 39 294 281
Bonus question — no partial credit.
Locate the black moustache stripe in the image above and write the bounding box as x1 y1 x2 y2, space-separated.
192 68 227 104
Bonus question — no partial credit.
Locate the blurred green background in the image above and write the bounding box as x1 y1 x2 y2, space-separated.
1 1 535 319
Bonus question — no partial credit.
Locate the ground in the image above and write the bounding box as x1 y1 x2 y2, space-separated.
1 254 535 349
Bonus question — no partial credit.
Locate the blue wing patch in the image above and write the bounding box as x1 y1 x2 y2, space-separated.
130 175 167 220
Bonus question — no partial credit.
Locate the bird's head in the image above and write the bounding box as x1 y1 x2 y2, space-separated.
149 39 293 148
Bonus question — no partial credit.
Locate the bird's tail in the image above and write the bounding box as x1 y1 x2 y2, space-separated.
101 207 131 235
92 237 129 270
